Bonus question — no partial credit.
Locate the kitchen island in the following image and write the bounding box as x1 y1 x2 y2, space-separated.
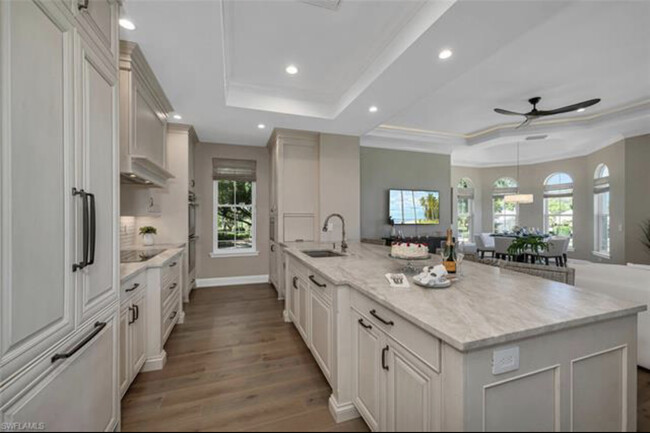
281 242 646 432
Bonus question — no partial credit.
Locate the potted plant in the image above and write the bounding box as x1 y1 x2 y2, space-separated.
507 236 549 263
139 226 157 247
642 219 650 254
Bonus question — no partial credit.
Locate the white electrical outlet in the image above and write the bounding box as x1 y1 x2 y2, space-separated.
492 346 519 375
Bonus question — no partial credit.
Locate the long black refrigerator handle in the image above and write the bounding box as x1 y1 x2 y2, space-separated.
72 188 88 272
51 322 106 363
86 192 96 266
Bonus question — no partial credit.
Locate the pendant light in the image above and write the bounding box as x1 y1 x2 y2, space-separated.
504 141 534 204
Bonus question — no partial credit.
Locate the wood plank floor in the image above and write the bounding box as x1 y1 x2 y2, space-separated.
121 284 368 432
121 283 650 432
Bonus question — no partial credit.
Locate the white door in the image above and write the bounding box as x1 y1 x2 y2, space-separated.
0 0 77 379
310 291 332 381
130 293 147 374
119 305 131 396
76 34 118 325
351 311 383 431
385 342 441 432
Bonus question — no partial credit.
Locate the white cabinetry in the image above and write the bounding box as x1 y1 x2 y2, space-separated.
119 41 174 187
119 273 147 396
1 0 120 430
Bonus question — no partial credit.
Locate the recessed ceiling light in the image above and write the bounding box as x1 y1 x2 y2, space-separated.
438 48 453 60
257 124 266 129
577 108 586 113
173 114 182 120
368 106 378 113
129 174 137 178
285 64 298 75
119 18 136 31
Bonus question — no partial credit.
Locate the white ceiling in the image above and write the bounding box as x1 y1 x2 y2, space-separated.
121 0 650 166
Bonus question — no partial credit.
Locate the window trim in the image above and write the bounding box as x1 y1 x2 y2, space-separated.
593 164 610 257
456 177 475 243
212 180 257 257
543 172 574 250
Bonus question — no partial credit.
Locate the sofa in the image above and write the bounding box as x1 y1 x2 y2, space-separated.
571 260 650 369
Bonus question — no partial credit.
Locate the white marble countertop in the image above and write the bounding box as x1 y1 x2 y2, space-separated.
120 247 185 283
282 242 647 352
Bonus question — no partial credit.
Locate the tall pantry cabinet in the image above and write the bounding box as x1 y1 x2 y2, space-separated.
1 0 121 430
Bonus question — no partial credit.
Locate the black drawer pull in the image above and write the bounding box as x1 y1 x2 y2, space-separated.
382 346 389 371
169 311 178 320
128 306 136 325
293 276 299 289
358 319 372 330
134 305 139 321
52 322 106 363
309 275 326 288
370 310 394 326
169 262 177 268
77 0 89 10
125 283 139 293
169 282 178 290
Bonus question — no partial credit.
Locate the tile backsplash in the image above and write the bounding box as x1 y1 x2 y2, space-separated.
120 217 137 248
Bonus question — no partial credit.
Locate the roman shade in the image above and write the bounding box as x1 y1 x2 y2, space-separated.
212 158 257 182
457 187 475 199
544 182 573 198
593 176 610 194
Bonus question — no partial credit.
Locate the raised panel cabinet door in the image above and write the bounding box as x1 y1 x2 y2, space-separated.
76 35 118 326
0 0 76 379
288 272 300 323
134 80 166 168
130 293 147 375
3 307 119 431
119 305 131 396
351 311 383 431
298 277 310 343
282 142 318 215
76 0 117 62
310 291 332 381
385 343 441 432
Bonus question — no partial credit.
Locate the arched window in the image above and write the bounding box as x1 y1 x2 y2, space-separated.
456 178 474 242
544 173 574 247
492 177 518 233
593 164 610 256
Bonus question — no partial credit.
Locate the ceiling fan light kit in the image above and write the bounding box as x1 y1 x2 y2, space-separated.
494 96 601 128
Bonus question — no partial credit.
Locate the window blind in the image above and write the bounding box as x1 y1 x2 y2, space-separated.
212 158 257 182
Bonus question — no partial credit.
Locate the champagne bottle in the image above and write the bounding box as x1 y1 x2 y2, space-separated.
443 227 457 274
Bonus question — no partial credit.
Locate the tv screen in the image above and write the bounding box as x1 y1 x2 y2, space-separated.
389 189 440 225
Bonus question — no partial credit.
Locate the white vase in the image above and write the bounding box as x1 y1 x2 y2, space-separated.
143 233 155 246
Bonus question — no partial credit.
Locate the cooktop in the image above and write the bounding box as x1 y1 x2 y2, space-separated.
120 249 166 263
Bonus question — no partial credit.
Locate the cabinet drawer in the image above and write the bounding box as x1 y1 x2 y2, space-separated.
161 256 181 284
306 271 333 301
161 274 180 308
161 299 181 344
351 291 440 372
121 271 147 299
1 307 119 430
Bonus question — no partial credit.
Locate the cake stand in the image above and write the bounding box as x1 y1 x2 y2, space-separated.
388 254 432 274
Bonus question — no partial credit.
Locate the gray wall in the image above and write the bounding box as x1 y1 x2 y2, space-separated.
361 147 451 239
625 134 650 265
195 142 270 279
451 139 630 264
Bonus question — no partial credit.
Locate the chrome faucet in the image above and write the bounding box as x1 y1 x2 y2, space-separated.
323 213 348 253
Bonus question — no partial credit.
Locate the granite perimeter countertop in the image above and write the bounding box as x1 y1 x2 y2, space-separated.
120 247 185 283
282 242 646 352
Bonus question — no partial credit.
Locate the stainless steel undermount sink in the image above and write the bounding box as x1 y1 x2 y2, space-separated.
302 250 346 258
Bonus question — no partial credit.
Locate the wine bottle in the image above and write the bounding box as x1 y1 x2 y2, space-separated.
443 227 457 274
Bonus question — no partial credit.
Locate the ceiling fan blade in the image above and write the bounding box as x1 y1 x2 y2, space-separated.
515 117 533 129
536 98 601 116
494 108 526 116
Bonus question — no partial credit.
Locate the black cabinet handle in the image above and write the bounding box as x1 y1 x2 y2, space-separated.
125 283 139 293
134 305 139 321
309 275 326 288
169 311 178 320
293 276 298 289
382 346 389 371
370 310 394 326
128 306 136 325
52 322 106 363
358 319 372 330
169 282 177 290
72 188 88 272
169 262 177 268
77 0 89 10
271 244 275 252
86 192 96 266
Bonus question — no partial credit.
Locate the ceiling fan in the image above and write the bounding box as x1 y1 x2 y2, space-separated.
494 96 601 128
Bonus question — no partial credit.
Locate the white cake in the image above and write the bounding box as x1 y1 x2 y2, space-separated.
391 242 429 259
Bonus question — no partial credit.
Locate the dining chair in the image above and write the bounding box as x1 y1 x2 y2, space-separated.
537 237 568 267
494 236 515 261
474 234 495 259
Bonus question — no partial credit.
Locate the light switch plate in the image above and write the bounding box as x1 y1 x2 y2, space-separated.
492 346 519 375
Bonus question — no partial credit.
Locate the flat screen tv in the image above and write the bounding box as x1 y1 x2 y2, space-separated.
389 189 440 225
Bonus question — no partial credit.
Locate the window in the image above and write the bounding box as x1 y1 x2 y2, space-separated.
593 163 610 257
456 178 474 242
212 158 257 256
492 177 518 233
543 172 574 248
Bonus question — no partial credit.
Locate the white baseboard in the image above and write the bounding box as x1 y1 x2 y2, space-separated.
142 350 167 372
196 274 270 288
329 395 360 423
